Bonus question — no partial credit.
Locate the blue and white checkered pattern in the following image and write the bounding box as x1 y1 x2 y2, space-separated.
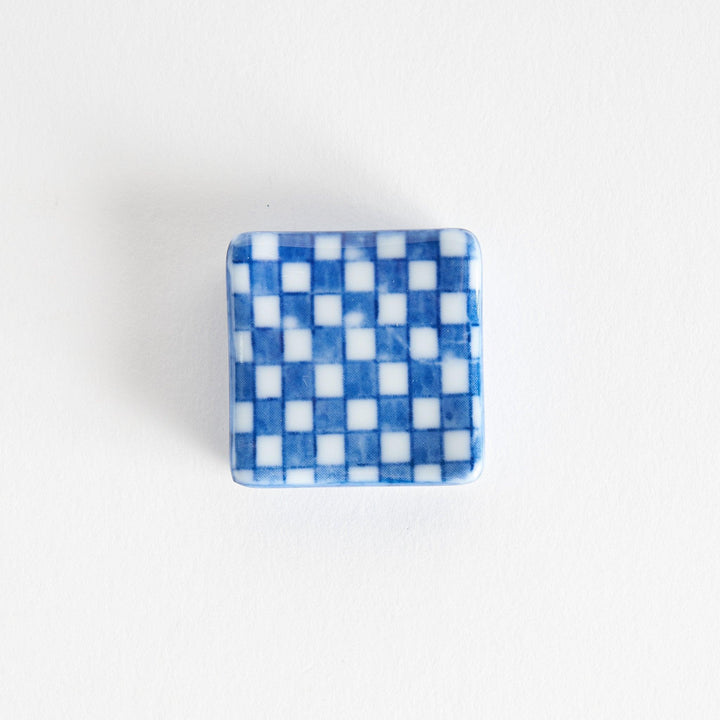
226 229 483 486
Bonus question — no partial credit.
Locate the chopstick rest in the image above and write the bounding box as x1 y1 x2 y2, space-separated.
227 229 483 486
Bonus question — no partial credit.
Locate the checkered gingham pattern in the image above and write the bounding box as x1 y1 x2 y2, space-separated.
226 229 483 486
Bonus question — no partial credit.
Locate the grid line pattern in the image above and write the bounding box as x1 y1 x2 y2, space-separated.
227 229 483 486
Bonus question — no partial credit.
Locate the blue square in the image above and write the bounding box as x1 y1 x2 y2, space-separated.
346 432 379 465
283 363 314 399
313 327 343 362
233 296 252 330
343 293 375 327
441 395 471 429
443 462 472 483
315 466 344 484
378 397 410 430
315 399 345 433
381 464 412 482
235 364 254 400
284 433 315 467
439 325 469 359
406 231 439 259
279 233 313 262
252 262 280 295
409 361 441 397
376 260 408 293
282 294 312 328
469 360 481 395
255 399 283 434
234 434 254 469
313 261 342 293
376 326 408 361
344 361 377 398
412 430 443 464
439 258 468 291
253 329 282 364
230 238 251 263
467 292 480 324
343 232 376 260
254 468 284 485
407 291 438 327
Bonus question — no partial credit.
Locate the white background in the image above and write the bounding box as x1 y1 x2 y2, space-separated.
2 1 719 717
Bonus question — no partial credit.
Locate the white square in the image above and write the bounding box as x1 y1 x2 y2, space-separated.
233 330 253 362
256 435 282 466
314 295 342 326
317 434 345 465
469 258 481 290
440 229 468 257
282 262 311 292
285 400 313 431
233 402 253 432
381 432 411 463
376 231 406 258
408 261 437 290
284 329 312 361
286 468 315 485
348 466 379 483
314 233 342 260
379 362 408 395
315 364 344 397
345 261 375 291
346 399 377 430
233 470 254 485
412 398 440 429
410 327 438 359
230 263 250 293
377 294 406 325
470 327 480 358
252 232 279 260
440 293 468 324
255 365 282 398
444 430 471 461
442 358 469 394
346 328 376 360
253 296 280 327
414 464 442 483
473 396 482 428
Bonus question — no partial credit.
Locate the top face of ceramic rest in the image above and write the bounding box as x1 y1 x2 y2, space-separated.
226 229 483 486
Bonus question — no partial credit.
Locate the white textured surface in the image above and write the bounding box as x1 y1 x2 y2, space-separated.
346 399 378 430
345 328 376 360
442 358 470 395
281 262 311 292
443 430 471 461
408 260 437 290
379 362 409 395
377 293 407 325
344 260 375 291
255 365 282 399
255 435 282 466
410 327 439 359
381 431 412 463
285 401 313 432
314 233 342 260
317 434 345 465
413 398 441 429
283 328 312 361
2 1 720 718
252 295 281 327
314 294 343 326
314 364 344 397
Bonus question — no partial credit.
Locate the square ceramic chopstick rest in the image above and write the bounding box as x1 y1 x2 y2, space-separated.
226 229 483 486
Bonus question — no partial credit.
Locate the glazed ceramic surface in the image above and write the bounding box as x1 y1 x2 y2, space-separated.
227 229 483 486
